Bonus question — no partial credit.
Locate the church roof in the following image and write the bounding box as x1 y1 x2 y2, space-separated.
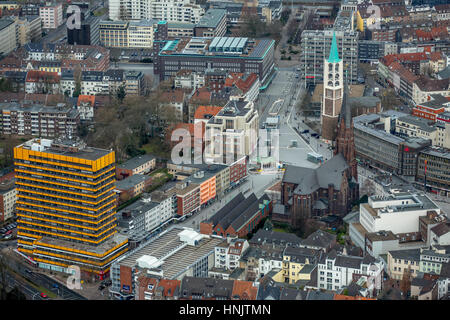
328 31 341 63
338 71 352 129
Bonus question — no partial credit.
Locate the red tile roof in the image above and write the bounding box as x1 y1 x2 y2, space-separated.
232 280 258 300
224 72 259 93
334 294 375 300
160 89 185 103
190 86 212 103
77 95 95 107
194 105 222 120
25 70 60 83
157 279 181 298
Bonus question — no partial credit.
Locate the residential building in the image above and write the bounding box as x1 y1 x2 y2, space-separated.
25 70 60 94
0 17 17 57
109 0 204 24
155 36 276 86
387 248 421 280
39 3 63 29
317 250 384 294
109 228 224 299
14 16 42 46
116 154 156 180
159 89 186 121
413 94 450 122
135 276 180 300
124 71 145 96
300 29 358 86
115 174 152 201
15 138 128 279
194 9 227 38
411 276 438 300
300 230 337 253
174 69 205 91
0 102 79 137
214 238 249 271
282 247 321 285
0 176 16 222
224 72 260 103
420 245 450 274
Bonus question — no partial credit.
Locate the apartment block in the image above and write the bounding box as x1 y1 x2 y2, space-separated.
15 138 128 279
110 0 204 23
0 102 79 138
300 29 358 86
0 177 17 222
0 17 17 57
416 147 450 196
194 9 227 38
39 3 63 29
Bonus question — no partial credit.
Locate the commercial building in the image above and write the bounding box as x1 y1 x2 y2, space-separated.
353 113 431 178
0 17 17 57
0 102 79 137
204 99 259 164
416 147 450 196
15 138 128 279
39 3 63 29
155 36 276 85
109 227 224 299
14 15 42 47
413 94 450 122
68 15 100 46
199 192 272 238
387 248 421 280
349 191 442 252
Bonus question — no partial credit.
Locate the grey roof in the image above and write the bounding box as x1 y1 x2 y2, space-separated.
305 290 335 300
284 246 320 264
279 287 305 300
338 76 352 129
118 154 155 171
301 230 336 249
207 192 245 225
115 174 148 191
397 115 436 133
283 154 349 195
349 96 380 108
257 280 281 300
0 17 14 31
437 66 450 80
431 222 450 237
249 229 302 247
180 277 234 299
196 8 226 28
388 248 421 262
215 193 258 230
230 194 270 232
272 203 287 215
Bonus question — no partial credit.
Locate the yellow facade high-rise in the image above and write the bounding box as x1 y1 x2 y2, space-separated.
14 138 128 279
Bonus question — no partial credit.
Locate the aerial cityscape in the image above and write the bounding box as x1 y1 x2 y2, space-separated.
0 0 449 304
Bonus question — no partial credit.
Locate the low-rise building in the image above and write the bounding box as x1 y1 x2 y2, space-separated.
214 238 249 271
115 174 152 201
116 154 156 180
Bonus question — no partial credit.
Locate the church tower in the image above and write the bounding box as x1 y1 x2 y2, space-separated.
321 31 343 142
335 73 358 181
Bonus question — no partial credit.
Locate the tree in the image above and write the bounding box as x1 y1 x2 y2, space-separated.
380 88 402 111
73 64 82 98
116 85 126 103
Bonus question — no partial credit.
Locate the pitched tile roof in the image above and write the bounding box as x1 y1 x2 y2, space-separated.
194 105 222 120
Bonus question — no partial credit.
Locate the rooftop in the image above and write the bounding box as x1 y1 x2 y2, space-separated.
118 154 155 171
116 228 224 280
115 174 149 191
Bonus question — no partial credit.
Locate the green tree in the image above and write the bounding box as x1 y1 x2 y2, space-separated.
117 85 126 103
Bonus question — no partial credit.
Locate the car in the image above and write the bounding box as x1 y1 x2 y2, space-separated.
315 135 320 139
0 228 6 233
40 293 48 299
25 269 32 274
301 129 309 134
104 280 112 286
4 234 12 240
311 133 318 137
6 225 13 230
5 230 12 235
98 285 105 291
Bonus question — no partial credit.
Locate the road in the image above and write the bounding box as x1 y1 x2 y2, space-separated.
1 246 87 300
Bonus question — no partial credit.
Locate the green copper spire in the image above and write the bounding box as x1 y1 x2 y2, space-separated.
328 31 341 63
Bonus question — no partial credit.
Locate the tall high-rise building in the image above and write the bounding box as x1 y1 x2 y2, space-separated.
15 138 128 279
321 32 343 142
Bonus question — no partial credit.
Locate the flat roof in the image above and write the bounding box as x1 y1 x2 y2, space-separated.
17 138 111 161
117 154 155 171
117 228 224 279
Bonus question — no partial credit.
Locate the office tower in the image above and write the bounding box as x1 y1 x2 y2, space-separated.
15 138 128 279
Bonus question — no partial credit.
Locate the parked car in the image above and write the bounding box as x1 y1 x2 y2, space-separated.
0 228 6 233
40 293 48 299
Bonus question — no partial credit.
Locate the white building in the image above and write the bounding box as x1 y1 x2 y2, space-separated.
214 238 249 270
205 99 259 165
127 20 154 48
39 3 63 29
174 70 205 90
109 0 204 24
317 251 384 295
0 180 17 222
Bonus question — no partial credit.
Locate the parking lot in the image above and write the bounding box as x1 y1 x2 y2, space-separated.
109 48 154 62
0 220 17 240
